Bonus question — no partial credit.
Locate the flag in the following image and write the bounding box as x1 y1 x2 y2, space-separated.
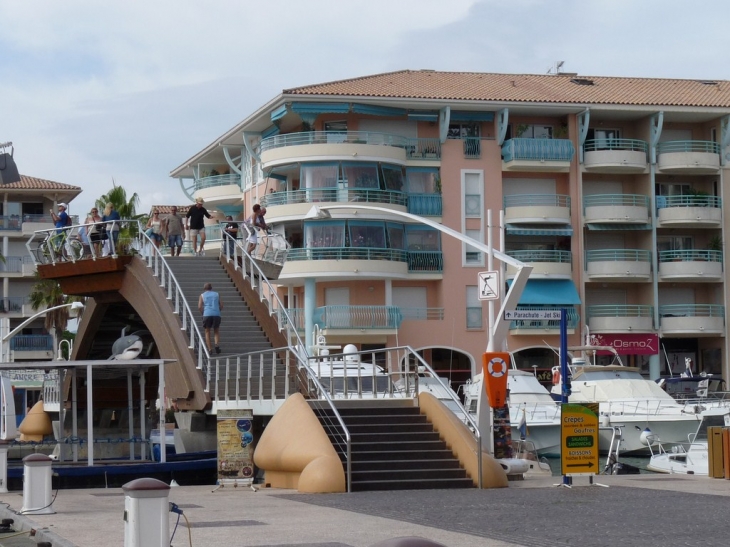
518 408 527 440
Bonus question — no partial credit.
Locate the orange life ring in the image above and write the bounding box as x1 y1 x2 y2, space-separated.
551 366 561 385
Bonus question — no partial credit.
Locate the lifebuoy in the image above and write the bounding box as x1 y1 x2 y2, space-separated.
551 366 561 385
487 357 506 378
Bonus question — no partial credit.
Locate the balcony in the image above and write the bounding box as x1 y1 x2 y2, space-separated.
0 256 36 276
10 334 54 359
585 249 652 281
0 297 25 315
660 304 724 337
407 194 442 216
583 194 650 225
407 250 443 273
583 139 648 173
587 305 654 333
656 195 722 228
192 173 243 206
656 141 720 174
504 194 571 224
283 306 442 332
501 138 574 172
505 250 572 278
658 250 723 282
262 188 409 218
283 247 409 279
508 306 579 334
260 131 441 168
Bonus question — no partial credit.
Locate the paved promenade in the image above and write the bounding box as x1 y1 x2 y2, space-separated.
1 474 729 546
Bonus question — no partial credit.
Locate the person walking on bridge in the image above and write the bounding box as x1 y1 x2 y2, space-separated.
198 282 223 354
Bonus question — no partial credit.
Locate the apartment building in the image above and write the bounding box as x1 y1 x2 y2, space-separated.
0 175 81 361
170 70 730 390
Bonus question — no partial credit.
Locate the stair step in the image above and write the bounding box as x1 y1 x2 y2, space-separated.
350 459 463 471
351 468 468 482
350 478 474 492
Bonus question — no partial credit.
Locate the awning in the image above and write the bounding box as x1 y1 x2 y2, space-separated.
586 223 652 231
505 224 573 236
290 102 350 115
506 279 581 305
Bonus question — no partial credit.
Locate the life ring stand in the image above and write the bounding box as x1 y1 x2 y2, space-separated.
551 366 561 385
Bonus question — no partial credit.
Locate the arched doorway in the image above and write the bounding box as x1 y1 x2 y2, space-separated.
414 347 473 401
512 346 557 389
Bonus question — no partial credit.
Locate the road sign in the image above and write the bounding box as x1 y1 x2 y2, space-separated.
560 403 599 476
504 309 563 321
478 271 499 301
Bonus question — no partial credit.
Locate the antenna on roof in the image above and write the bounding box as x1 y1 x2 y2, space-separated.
547 61 565 75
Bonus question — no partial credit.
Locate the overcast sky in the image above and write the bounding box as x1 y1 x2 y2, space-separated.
2 0 729 218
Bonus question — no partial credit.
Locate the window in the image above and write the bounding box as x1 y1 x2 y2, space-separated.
406 226 441 251
657 236 693 252
342 163 379 189
514 124 553 139
406 168 439 193
386 223 405 250
300 163 339 189
304 221 345 248
324 121 347 143
465 229 482 265
447 123 480 139
656 183 691 196
348 221 385 248
381 165 404 192
594 129 621 149
466 286 482 329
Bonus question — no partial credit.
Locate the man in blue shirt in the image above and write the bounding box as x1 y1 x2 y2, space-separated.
198 282 223 354
50 202 69 232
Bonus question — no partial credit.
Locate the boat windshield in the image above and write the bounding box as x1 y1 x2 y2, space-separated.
695 414 727 442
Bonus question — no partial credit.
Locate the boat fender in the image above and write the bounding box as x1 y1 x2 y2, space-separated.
601 414 610 427
639 427 658 447
497 458 530 475
551 366 561 385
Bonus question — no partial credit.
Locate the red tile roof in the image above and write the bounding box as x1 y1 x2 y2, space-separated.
284 70 730 107
9 175 82 191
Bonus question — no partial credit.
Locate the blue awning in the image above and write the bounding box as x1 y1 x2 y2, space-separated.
586 223 652 231
506 279 581 305
352 103 406 117
505 224 573 236
290 102 350 114
270 104 288 122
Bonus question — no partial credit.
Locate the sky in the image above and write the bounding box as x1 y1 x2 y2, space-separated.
2 0 730 218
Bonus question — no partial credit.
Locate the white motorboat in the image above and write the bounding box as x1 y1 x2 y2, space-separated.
462 370 561 457
554 359 704 455
647 407 730 475
511 439 552 477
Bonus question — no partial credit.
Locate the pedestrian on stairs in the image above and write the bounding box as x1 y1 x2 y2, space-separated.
186 197 212 256
199 282 223 354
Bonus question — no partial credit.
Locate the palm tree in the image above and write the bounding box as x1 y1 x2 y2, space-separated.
27 275 82 334
95 179 141 220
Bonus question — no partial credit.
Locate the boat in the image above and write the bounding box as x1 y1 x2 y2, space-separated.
462 370 561 457
510 439 552 477
552 349 704 454
657 374 728 401
647 407 730 475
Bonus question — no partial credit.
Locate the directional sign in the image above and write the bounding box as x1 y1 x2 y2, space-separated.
560 403 599 476
478 271 499 301
504 309 563 321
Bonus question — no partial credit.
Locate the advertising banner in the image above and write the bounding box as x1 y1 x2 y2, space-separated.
217 409 255 485
588 333 659 355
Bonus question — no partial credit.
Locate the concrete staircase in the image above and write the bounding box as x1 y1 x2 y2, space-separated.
314 403 474 491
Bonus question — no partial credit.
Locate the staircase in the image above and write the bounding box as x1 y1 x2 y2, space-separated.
165 255 292 403
314 403 475 491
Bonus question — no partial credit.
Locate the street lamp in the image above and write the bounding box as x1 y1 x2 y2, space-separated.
1 301 84 363
304 205 532 351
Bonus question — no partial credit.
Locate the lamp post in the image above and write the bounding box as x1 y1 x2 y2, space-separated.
304 204 532 352
1 301 84 363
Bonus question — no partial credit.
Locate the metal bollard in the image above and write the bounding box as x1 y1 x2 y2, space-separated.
0 440 8 493
21 454 55 515
122 478 170 547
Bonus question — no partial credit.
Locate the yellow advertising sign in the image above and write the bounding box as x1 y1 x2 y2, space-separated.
560 403 599 476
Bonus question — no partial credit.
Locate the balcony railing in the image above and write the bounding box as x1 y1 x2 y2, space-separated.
462 137 481 159
509 306 579 330
656 195 722 209
407 250 443 272
658 250 723 263
288 247 409 262
407 194 442 216
0 255 34 273
506 250 571 264
399 307 445 321
0 297 24 313
656 140 720 154
585 249 652 263
587 305 653 319
584 138 649 153
259 131 442 160
262 188 407 208
192 173 242 192
503 194 571 209
659 304 724 318
501 138 575 162
313 305 403 330
583 194 650 210
10 334 53 351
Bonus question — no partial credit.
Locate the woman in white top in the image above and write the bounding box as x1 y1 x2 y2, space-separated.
146 210 163 249
85 207 104 256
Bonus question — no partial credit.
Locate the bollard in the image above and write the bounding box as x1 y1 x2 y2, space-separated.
21 454 55 515
122 478 170 547
0 440 9 494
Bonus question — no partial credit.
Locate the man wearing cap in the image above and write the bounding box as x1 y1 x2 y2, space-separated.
186 197 212 256
50 203 69 233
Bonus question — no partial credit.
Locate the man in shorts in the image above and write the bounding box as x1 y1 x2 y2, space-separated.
186 197 212 256
163 206 186 256
198 282 223 354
